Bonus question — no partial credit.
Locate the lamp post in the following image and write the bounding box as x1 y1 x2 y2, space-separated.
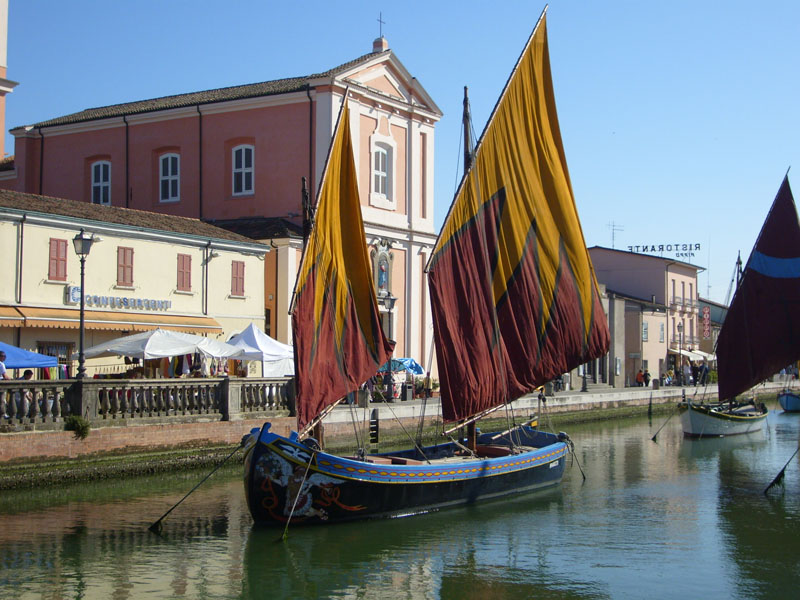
382 294 397 341
72 229 95 379
676 321 684 386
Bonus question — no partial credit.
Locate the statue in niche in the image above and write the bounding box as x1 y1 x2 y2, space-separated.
371 239 393 296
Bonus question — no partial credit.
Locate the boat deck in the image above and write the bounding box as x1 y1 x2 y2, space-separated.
360 444 539 466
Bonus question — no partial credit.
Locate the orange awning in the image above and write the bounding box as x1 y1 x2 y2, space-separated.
0 306 24 327
15 307 222 334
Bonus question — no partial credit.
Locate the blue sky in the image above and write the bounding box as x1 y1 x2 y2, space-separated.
6 1 800 305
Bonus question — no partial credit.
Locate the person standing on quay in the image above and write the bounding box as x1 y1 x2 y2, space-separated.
643 369 651 387
0 351 10 380
636 369 644 387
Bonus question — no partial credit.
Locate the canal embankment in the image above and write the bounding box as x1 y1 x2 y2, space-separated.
0 381 784 489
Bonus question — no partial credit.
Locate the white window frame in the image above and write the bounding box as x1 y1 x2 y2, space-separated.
232 145 254 196
373 146 388 196
91 160 111 205
159 153 180 203
369 130 396 210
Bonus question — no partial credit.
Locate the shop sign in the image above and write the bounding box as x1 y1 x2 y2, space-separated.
65 286 172 311
627 242 701 260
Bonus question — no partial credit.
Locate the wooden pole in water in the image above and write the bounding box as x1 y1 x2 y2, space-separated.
764 445 800 494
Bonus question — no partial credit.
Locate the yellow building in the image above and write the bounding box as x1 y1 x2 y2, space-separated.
0 189 268 378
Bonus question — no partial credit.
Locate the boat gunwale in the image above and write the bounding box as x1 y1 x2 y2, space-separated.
256 429 568 485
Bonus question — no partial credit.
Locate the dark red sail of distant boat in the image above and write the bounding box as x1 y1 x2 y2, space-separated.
716 176 800 400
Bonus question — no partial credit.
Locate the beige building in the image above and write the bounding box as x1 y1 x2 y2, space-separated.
0 189 268 378
589 247 707 385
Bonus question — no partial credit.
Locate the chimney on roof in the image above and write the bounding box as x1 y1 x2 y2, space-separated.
373 37 389 52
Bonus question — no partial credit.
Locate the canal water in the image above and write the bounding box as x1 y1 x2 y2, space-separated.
1 409 799 599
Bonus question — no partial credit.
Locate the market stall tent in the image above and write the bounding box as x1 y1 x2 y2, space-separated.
0 341 58 369
84 329 243 360
227 323 294 377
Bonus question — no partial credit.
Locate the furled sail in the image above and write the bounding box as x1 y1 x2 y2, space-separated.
292 101 394 430
427 12 609 423
717 176 800 400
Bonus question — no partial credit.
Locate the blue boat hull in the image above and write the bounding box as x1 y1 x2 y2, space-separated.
243 423 568 525
778 390 800 412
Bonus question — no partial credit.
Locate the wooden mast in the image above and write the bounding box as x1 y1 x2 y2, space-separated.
462 86 478 452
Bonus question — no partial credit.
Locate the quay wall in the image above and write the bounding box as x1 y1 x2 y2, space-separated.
0 380 784 464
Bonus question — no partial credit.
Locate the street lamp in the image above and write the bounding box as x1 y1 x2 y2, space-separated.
676 321 684 386
382 294 397 341
72 229 95 379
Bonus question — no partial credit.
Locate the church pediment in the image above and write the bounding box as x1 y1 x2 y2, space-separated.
336 53 441 118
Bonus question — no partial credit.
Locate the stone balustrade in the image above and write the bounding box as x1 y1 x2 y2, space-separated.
0 376 294 431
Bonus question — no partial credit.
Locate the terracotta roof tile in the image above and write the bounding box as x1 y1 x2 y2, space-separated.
31 51 389 128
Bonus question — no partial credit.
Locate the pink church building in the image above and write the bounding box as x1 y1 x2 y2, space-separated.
0 36 442 371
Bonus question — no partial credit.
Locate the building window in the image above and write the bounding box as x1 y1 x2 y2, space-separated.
231 260 245 296
117 247 134 287
48 238 68 281
642 321 648 342
91 161 111 205
177 253 191 292
265 308 271 338
373 145 389 197
660 322 665 343
232 145 254 196
159 153 180 202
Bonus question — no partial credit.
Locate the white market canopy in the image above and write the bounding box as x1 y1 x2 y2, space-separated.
227 323 294 377
673 348 716 362
85 328 244 360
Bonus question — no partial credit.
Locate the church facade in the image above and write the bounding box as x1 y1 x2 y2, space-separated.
0 37 442 373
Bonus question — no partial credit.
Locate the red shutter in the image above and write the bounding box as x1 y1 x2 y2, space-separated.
49 238 67 281
117 247 134 286
177 254 191 291
231 260 245 296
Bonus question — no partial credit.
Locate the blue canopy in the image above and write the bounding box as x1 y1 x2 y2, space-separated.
0 341 58 369
378 358 424 375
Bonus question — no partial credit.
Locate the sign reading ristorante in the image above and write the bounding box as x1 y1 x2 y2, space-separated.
627 243 701 259
65 286 172 311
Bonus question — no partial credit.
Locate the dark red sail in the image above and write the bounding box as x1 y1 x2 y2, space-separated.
717 176 800 400
426 14 609 423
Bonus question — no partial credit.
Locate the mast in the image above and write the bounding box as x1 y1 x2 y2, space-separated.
462 86 473 173
301 176 314 249
735 251 742 289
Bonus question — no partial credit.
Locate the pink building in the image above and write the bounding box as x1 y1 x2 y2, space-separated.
0 36 442 372
589 246 708 385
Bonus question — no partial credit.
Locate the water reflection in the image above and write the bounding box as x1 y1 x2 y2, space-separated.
0 413 798 599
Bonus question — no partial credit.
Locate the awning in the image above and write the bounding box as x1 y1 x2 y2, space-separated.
0 306 24 327
671 348 709 362
14 307 222 334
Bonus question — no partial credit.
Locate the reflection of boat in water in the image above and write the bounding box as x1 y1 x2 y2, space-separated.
678 425 767 461
243 485 565 598
243 8 609 526
682 176 800 436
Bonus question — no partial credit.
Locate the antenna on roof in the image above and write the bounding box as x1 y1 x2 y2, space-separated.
607 221 624 249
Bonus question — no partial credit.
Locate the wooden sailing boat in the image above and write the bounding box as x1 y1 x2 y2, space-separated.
680 177 800 436
243 8 609 525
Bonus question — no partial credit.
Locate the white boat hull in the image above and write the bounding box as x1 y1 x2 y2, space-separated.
679 402 768 437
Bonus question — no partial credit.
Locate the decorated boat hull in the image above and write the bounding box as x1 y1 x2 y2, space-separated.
678 401 768 437
777 390 800 412
243 423 568 525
